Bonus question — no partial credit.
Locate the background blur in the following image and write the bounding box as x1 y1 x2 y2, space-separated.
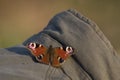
0 0 120 53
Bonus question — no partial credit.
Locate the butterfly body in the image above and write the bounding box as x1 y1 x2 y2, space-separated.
27 42 74 67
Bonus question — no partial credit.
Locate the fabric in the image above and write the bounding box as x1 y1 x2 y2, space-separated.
0 9 120 80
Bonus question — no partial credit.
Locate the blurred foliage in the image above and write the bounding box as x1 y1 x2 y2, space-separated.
0 0 120 53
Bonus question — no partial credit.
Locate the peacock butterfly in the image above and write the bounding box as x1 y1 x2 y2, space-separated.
26 42 74 67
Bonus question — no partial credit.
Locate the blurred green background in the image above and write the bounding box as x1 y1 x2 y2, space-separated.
0 0 120 53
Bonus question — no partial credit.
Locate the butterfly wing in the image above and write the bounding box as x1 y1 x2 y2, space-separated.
27 43 74 67
52 46 74 67
27 42 49 65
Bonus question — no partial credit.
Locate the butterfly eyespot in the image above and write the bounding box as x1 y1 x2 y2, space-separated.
36 54 44 60
29 43 36 49
57 56 64 64
66 47 73 54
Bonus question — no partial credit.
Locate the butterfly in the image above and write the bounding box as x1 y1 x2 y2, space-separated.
26 42 74 67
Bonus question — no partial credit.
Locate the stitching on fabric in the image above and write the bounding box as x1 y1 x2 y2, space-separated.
67 9 117 55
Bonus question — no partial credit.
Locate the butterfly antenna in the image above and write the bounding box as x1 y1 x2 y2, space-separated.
60 67 72 80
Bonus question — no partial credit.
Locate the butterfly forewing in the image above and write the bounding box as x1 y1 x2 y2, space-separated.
55 47 70 59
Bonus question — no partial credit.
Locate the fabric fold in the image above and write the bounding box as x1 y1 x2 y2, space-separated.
0 9 120 80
